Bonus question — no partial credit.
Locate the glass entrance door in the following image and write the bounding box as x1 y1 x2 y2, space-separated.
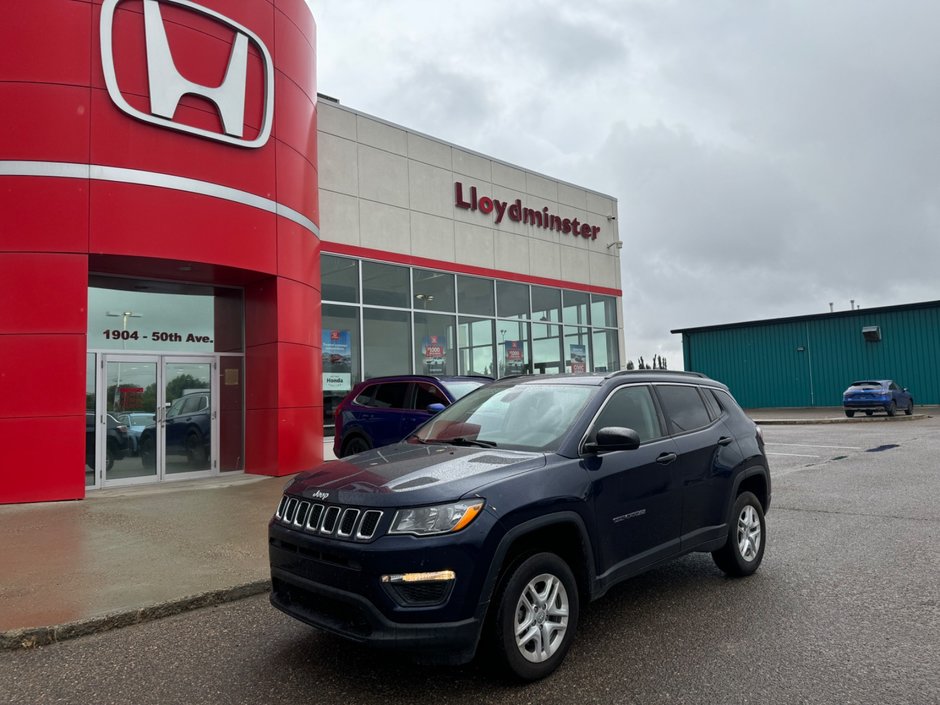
161 357 214 476
97 354 217 486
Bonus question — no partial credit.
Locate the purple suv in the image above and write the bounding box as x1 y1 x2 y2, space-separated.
332 375 492 457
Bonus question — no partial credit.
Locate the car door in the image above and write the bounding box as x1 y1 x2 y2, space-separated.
399 381 449 438
359 382 411 448
585 384 683 578
653 383 743 549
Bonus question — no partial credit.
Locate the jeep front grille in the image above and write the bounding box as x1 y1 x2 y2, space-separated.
275 495 383 541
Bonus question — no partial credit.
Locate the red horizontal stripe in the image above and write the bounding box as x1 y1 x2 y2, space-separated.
319 242 622 298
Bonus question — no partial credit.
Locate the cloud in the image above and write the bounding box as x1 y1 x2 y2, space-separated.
306 0 940 368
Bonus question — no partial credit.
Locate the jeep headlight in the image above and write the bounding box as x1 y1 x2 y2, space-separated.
389 500 484 536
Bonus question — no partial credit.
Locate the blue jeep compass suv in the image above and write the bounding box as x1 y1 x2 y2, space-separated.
269 370 771 680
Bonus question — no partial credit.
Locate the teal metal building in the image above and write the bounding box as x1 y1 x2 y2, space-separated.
671 300 940 408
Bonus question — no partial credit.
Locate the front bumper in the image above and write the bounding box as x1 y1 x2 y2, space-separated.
268 518 496 663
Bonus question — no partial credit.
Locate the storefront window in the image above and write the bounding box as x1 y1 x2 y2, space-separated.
414 312 456 375
497 320 531 377
458 317 495 377
363 308 411 377
322 255 359 303
564 326 591 373
88 278 243 353
592 329 620 373
362 261 410 308
413 269 455 313
591 294 618 328
457 275 495 316
563 290 590 326
85 353 96 487
531 286 561 323
497 281 529 320
322 304 361 429
531 322 561 374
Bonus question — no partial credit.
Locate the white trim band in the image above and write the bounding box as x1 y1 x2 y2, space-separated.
0 160 319 237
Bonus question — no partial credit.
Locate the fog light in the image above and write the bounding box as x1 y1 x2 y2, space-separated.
381 570 456 607
381 570 456 583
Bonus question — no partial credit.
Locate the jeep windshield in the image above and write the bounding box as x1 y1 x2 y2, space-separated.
408 383 595 453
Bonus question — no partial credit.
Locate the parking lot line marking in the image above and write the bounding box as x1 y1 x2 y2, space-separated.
766 452 820 458
765 443 862 450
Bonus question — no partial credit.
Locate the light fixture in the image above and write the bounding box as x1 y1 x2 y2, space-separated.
607 240 624 250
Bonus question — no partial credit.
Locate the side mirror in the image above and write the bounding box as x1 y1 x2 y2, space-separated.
583 426 641 455
426 403 446 414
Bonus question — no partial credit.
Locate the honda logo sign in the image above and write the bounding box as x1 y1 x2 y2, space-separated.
100 0 274 148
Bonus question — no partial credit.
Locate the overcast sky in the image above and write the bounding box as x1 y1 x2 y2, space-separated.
305 0 940 369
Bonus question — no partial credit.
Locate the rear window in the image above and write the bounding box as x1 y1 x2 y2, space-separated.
849 381 882 388
656 384 712 434
440 379 489 400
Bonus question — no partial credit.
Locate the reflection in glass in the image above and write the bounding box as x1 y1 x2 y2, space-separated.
105 360 158 482
363 308 411 377
531 286 561 323
413 269 456 313
87 277 243 353
362 261 410 308
592 329 621 372
591 294 618 328
322 255 360 303
531 322 561 374
458 317 495 377
414 312 456 375
457 275 495 316
496 281 529 320
85 353 96 487
563 290 590 325
162 363 212 475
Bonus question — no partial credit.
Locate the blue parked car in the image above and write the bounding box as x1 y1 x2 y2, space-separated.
333 375 492 457
139 391 211 468
842 380 913 417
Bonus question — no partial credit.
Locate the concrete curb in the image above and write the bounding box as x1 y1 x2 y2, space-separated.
0 579 271 651
754 413 930 425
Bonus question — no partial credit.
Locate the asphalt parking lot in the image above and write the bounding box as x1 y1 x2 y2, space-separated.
2 416 938 704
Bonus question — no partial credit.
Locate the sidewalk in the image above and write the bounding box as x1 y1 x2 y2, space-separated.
2 411 933 649
745 406 935 424
0 439 338 649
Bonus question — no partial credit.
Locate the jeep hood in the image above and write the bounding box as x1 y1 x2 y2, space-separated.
286 442 546 506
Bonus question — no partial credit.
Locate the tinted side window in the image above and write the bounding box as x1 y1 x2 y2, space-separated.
372 383 409 409
656 385 712 434
413 382 448 410
592 385 662 443
353 385 377 406
701 387 722 420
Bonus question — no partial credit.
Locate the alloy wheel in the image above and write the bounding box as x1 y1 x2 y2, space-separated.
737 505 762 562
514 572 570 663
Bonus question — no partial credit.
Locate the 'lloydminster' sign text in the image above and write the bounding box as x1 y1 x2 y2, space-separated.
454 182 600 240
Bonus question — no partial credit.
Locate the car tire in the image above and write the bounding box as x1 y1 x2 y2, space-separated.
844 410 855 418
140 435 156 469
341 435 372 457
492 552 579 682
886 401 897 417
865 410 873 416
105 445 115 472
185 430 208 467
905 400 914 416
712 491 766 577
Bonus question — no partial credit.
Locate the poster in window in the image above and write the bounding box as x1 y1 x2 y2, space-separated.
423 335 446 374
570 343 587 373
322 329 352 391
504 340 525 375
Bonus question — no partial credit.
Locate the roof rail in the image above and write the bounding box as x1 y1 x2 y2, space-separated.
604 369 707 380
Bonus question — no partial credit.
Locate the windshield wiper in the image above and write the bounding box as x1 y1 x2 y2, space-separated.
439 437 498 448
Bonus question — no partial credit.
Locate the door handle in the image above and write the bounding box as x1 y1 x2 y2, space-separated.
718 436 734 447
656 452 678 465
